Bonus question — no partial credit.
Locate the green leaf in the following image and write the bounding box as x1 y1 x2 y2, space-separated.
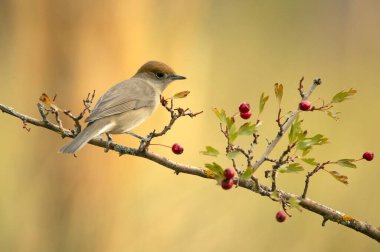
288 197 303 212
297 134 329 150
205 162 224 176
274 83 284 104
331 88 357 103
200 146 219 157
229 131 238 144
225 116 238 143
212 108 227 123
301 158 318 166
288 116 302 143
327 111 341 121
226 151 240 160
327 170 348 185
297 134 328 157
279 163 304 173
238 122 256 135
259 93 269 114
241 166 253 179
336 159 357 168
226 116 235 131
301 148 312 157
173 90 190 99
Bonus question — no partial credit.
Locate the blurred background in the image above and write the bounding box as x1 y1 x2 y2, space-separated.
1 0 379 251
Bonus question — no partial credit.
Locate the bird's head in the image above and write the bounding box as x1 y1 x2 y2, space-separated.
134 61 186 91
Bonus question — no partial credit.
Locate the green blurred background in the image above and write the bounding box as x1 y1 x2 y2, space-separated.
1 0 379 251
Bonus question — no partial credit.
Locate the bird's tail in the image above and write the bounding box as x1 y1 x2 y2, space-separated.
58 120 113 154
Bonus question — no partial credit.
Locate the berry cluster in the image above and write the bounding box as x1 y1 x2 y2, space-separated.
221 168 235 190
239 102 252 119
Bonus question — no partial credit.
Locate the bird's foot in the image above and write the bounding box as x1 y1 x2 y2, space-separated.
104 133 113 153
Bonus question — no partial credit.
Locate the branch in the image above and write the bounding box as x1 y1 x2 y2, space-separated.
1 102 379 242
252 78 321 172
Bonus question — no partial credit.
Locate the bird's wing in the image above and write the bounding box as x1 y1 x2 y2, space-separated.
85 79 157 123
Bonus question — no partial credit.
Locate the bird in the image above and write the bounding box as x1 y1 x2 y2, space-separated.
58 61 186 154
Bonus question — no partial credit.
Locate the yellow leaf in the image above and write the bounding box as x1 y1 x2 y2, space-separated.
274 83 283 104
39 93 60 111
173 90 190 99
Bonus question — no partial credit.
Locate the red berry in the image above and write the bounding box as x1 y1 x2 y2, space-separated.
172 143 184 155
224 168 235 179
239 102 251 113
240 112 252 119
362 151 374 161
276 211 287 223
221 178 234 190
299 100 312 111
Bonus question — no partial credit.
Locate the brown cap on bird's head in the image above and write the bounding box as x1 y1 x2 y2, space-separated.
134 61 186 81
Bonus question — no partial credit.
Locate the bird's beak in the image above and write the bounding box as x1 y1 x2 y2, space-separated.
170 74 186 80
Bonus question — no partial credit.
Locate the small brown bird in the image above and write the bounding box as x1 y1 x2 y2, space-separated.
59 61 186 154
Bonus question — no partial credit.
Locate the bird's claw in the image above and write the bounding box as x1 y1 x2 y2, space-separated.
104 132 113 153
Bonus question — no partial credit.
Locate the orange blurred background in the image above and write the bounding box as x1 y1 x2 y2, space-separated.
1 1 379 251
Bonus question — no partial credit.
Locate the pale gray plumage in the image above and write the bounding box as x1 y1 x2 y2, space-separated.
85 79 157 123
59 61 185 154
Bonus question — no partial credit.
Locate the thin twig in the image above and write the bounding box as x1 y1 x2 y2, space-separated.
141 96 202 150
302 161 330 198
298 76 305 98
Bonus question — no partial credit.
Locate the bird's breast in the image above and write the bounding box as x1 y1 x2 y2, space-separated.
107 106 156 134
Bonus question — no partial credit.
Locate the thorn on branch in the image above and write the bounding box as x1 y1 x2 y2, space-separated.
276 108 284 134
281 197 292 217
22 120 31 132
231 159 239 174
322 217 329 226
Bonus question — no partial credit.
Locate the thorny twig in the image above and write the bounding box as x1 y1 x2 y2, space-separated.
270 142 298 191
63 90 96 135
298 76 305 99
302 161 330 198
139 95 203 150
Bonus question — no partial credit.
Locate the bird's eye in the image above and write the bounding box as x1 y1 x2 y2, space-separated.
155 72 165 79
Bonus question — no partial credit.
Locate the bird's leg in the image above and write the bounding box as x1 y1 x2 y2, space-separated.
126 131 148 141
99 133 104 141
124 131 155 152
104 132 113 153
